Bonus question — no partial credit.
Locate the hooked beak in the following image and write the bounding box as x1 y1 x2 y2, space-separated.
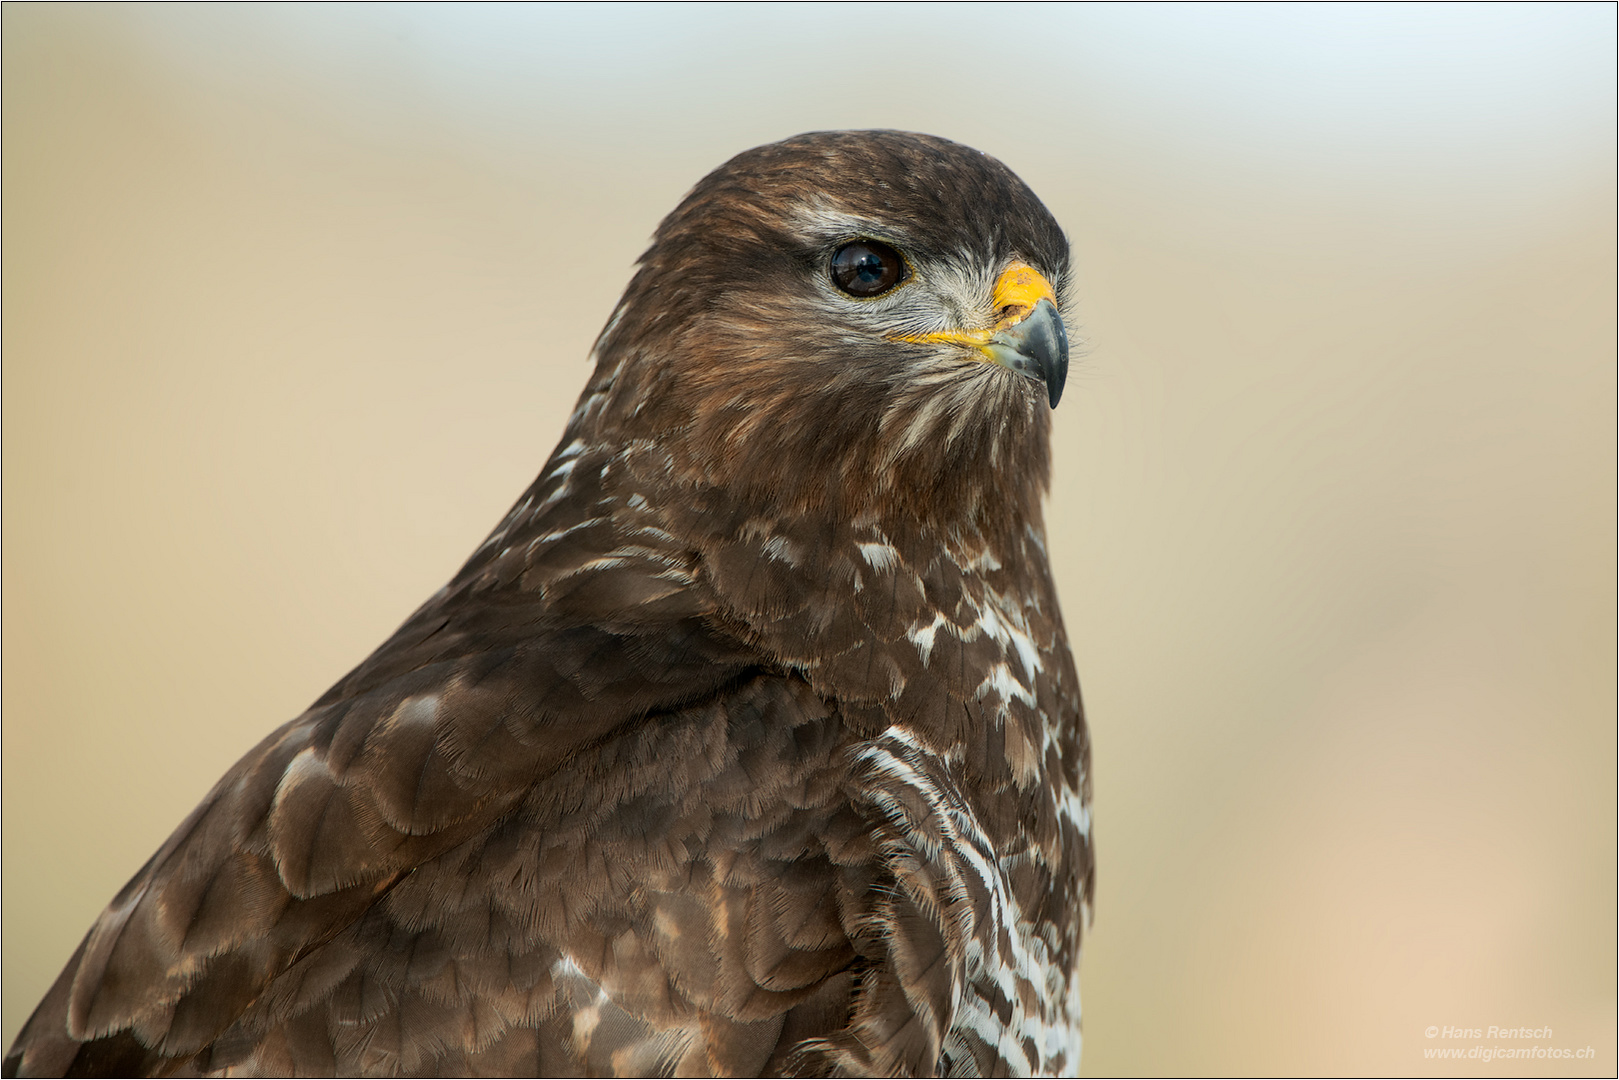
891 260 1070 408
983 297 1067 409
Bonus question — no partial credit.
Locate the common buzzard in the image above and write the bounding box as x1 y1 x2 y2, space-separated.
7 130 1094 1078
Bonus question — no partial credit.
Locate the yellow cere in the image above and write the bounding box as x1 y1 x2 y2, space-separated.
891 260 1057 349
989 261 1058 329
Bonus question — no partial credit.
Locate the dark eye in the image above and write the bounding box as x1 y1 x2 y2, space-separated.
830 240 906 297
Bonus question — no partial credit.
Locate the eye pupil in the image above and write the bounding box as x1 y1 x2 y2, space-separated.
831 240 905 297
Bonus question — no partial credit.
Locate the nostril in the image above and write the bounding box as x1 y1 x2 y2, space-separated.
996 303 1031 328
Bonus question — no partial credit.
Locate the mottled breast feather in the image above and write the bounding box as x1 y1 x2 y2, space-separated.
6 129 1093 1079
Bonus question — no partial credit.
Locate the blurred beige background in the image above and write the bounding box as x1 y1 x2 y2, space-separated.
4 5 1613 1075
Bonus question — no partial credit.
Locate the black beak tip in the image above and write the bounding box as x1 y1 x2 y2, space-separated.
1046 312 1069 409
1020 298 1068 409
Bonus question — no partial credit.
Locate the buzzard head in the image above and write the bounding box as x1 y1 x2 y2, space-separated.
573 130 1073 537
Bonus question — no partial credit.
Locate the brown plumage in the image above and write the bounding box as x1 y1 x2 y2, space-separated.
6 130 1094 1078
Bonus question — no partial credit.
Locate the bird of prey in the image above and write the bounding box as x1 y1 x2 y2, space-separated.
6 130 1093 1078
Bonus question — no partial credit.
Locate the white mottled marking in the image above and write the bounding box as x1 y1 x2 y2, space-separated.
977 663 1038 709
858 541 900 572
761 534 802 565
906 613 950 666
859 728 1082 1076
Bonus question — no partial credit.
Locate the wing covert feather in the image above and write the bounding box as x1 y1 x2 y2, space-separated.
6 565 760 1076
